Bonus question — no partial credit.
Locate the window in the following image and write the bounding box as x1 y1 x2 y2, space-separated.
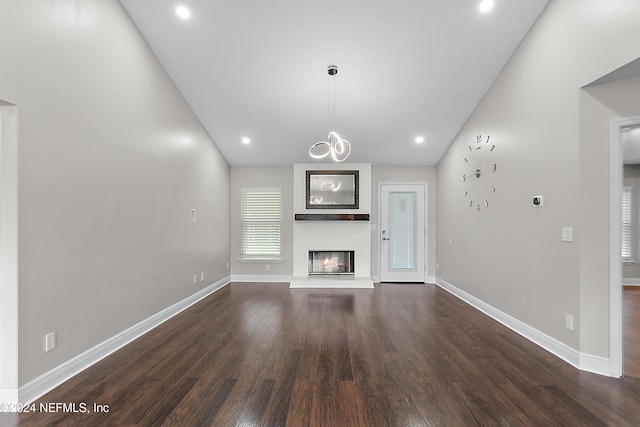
240 188 282 260
622 186 632 261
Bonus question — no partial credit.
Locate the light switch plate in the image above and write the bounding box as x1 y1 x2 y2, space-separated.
561 227 573 242
45 332 56 352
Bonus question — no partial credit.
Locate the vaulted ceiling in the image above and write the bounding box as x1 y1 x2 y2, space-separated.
120 0 549 166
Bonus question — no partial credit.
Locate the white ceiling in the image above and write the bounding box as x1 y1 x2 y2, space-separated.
120 0 549 166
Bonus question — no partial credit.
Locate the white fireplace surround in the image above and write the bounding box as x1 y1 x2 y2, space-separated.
290 163 374 288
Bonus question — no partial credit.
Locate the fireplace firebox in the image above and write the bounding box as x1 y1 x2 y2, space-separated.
308 250 355 275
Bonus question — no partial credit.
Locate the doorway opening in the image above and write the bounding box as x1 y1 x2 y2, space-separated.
610 115 640 379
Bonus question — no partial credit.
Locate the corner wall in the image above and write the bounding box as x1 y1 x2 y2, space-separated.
579 75 640 360
0 0 230 386
0 102 19 400
436 0 640 366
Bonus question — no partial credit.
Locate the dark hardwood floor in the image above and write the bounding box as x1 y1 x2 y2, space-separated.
624 286 640 379
4 283 640 426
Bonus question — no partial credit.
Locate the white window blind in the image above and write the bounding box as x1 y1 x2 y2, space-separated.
622 186 632 260
241 188 282 259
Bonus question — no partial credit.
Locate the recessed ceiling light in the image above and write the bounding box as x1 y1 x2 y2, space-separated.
242 137 251 145
415 136 425 144
479 0 494 13
176 5 191 19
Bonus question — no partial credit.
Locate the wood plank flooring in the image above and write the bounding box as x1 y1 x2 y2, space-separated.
4 283 640 426
624 286 640 379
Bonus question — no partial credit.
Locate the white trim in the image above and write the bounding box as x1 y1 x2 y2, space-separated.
609 116 640 378
623 278 640 285
579 353 611 376
378 182 428 283
18 276 230 404
435 277 610 376
0 103 19 397
237 256 284 262
0 388 18 405
231 275 292 283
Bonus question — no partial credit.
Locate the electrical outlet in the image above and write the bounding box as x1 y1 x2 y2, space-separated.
193 274 197 284
226 262 230 269
191 209 197 222
45 332 56 352
565 314 574 330
200 272 205 281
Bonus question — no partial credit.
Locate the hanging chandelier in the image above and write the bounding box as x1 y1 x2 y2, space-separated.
309 65 351 162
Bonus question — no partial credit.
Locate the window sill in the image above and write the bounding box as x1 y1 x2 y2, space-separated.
238 256 284 263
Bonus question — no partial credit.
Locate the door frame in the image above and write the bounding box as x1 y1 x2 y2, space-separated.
377 182 428 283
609 115 640 378
0 102 19 403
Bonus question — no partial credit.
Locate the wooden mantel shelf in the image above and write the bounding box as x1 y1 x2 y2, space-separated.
295 213 370 221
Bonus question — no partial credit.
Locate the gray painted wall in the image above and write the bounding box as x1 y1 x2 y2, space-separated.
437 0 640 358
230 165 437 282
6 0 640 389
0 0 230 385
579 74 640 356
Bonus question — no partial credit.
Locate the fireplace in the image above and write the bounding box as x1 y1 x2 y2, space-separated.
308 250 355 275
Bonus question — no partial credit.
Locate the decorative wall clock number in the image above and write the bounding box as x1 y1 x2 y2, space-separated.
463 134 497 212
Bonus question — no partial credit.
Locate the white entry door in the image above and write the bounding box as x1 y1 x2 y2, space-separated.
380 184 425 282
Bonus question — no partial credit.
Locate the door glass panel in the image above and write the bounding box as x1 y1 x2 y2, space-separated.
389 192 415 270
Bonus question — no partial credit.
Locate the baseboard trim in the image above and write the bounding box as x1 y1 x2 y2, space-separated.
623 278 640 285
19 276 230 404
579 353 610 375
435 277 610 377
0 388 18 405
231 275 292 283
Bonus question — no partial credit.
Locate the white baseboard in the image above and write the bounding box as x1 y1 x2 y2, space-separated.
435 277 610 377
623 278 640 285
579 353 610 375
0 388 18 405
231 275 292 283
18 276 230 404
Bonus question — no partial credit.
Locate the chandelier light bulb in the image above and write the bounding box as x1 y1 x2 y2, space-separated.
309 131 351 162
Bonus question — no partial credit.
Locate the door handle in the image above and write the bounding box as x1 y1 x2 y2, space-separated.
381 237 390 241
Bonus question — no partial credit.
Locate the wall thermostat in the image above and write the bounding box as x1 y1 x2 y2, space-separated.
533 195 544 206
